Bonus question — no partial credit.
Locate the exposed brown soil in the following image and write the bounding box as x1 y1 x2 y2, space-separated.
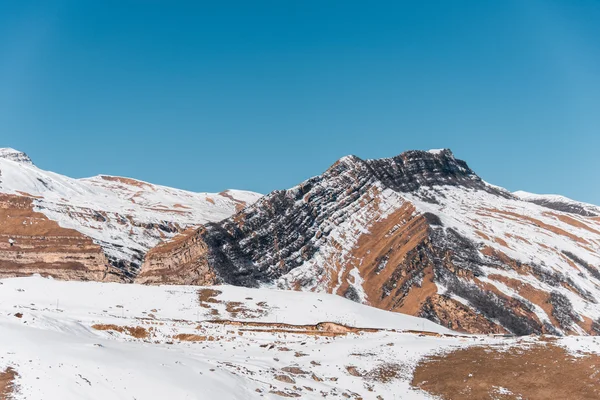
475 230 490 241
91 324 149 339
174 333 216 342
343 202 433 314
98 175 151 189
542 211 600 235
0 367 18 399
493 236 510 248
205 319 380 336
198 288 222 303
218 190 250 212
483 208 590 244
223 300 269 319
412 344 600 400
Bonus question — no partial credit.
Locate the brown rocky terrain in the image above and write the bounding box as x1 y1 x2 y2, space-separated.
412 342 600 399
0 367 18 399
0 194 121 281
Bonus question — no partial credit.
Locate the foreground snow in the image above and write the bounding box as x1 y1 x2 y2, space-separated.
0 277 464 399
1 277 598 399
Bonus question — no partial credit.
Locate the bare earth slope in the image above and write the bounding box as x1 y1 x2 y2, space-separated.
139 149 600 335
0 148 261 280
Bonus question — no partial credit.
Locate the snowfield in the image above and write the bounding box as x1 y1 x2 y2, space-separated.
1 276 598 399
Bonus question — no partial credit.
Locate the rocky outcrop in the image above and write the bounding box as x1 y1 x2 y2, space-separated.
0 148 34 165
0 194 121 281
136 227 217 285
139 149 600 336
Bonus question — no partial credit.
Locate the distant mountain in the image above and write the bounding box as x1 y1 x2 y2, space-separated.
514 190 600 217
0 148 261 280
138 149 600 336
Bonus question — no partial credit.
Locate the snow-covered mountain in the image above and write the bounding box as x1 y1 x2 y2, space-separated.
138 149 600 336
0 148 261 280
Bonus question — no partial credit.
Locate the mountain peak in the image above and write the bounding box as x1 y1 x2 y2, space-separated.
363 148 484 192
0 148 34 165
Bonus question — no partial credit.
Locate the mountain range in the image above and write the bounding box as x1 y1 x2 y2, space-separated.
1 147 599 336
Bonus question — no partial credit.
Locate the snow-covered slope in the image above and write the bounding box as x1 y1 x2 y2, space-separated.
0 276 452 399
404 184 600 335
139 149 600 336
0 148 261 278
1 276 599 399
514 190 600 217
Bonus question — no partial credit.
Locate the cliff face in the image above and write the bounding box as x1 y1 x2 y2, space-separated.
136 227 217 285
0 149 261 280
0 194 120 281
139 149 600 336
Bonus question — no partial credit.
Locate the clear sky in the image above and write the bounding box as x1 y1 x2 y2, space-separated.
1 1 599 204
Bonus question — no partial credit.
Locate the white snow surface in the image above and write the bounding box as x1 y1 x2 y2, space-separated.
2 276 598 399
0 150 262 266
0 276 458 399
426 148 446 155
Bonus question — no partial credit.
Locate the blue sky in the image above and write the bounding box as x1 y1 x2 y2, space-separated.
1 1 599 203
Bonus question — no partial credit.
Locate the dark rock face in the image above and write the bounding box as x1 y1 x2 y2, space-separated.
201 155 381 286
366 150 481 192
0 149 34 165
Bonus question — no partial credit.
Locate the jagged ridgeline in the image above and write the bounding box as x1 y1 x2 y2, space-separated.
138 149 600 336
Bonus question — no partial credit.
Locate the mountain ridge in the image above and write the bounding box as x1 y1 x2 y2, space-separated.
0 147 262 280
137 148 600 336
